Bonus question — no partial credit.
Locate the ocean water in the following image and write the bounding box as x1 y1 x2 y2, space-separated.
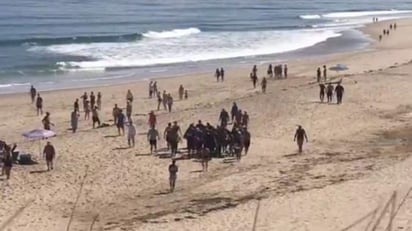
0 0 412 93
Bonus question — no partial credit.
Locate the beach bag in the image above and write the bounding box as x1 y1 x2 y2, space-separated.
19 154 33 165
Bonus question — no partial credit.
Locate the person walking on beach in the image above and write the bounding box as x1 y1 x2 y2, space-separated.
317 67 321 82
90 91 96 109
92 106 101 128
162 91 168 110
117 109 126 136
167 94 173 112
252 65 257 77
284 64 288 78
267 64 273 78
243 127 251 155
153 81 158 97
231 102 238 122
164 123 172 150
294 125 308 153
126 101 132 121
148 111 156 128
323 65 327 81
219 108 229 127
2 151 12 180
220 67 225 81
242 111 249 127
112 104 120 125
42 112 54 130
127 121 136 147
97 92 102 110
43 141 55 171
36 93 43 116
74 99 79 113
126 89 133 103
81 92 88 111
326 83 334 103
84 100 90 120
169 160 178 192
215 68 221 81
147 126 160 154
178 85 184 100
71 110 79 133
251 73 258 88
200 148 211 172
335 83 344 104
169 121 182 157
261 77 267 93
319 83 326 102
30 85 36 103
157 92 162 110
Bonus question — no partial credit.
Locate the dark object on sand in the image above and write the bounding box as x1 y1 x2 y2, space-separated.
19 154 34 165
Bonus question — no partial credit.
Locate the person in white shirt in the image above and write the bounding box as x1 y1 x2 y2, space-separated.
127 121 136 147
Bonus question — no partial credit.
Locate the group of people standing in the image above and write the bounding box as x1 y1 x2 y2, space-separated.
319 82 345 104
215 68 225 82
379 23 397 41
267 64 288 79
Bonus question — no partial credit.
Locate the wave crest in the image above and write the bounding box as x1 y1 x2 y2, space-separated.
299 14 321 19
142 27 201 39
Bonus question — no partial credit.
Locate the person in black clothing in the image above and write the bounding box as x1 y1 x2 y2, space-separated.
183 124 196 157
30 85 36 103
294 125 308 153
215 68 220 82
284 64 288 78
231 103 238 122
243 127 251 155
251 73 258 88
90 91 96 109
323 65 327 82
219 109 229 127
36 93 43 116
252 65 257 76
267 64 273 78
74 99 79 112
220 67 225 81
335 83 344 104
169 160 178 192
326 83 334 103
319 83 326 102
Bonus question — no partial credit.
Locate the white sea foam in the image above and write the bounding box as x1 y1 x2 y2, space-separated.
299 14 321 19
32 29 341 70
0 82 30 88
322 10 412 18
142 27 201 39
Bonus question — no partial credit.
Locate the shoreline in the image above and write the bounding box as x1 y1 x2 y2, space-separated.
0 18 401 96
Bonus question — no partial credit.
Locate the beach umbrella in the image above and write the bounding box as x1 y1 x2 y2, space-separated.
22 129 56 157
329 64 349 72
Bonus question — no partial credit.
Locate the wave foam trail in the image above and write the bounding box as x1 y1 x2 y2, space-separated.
31 29 342 70
322 10 412 18
299 15 321 19
142 27 201 39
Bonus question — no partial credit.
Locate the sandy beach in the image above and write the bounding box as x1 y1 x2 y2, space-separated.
1 18 412 231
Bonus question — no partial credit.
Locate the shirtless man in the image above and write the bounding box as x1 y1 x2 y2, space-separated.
323 65 327 82
294 125 308 153
326 83 334 103
157 92 162 111
112 104 120 125
30 85 36 103
178 85 184 100
335 83 345 104
126 101 132 121
117 109 126 136
215 68 220 82
317 67 321 83
74 98 79 112
319 83 326 102
164 123 172 150
220 67 225 81
162 91 168 110
43 141 55 171
36 93 43 116
90 91 96 109
169 160 178 192
42 112 54 130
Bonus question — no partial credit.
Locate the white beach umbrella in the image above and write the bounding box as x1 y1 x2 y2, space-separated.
22 129 56 157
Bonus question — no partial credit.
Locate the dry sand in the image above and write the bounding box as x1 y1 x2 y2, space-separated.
1 19 412 231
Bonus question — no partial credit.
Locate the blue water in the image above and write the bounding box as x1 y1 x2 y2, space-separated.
0 0 412 93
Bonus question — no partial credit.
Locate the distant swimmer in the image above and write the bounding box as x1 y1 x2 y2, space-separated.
168 160 178 192
319 83 325 102
294 125 308 153
335 83 344 104
30 85 36 103
326 83 334 103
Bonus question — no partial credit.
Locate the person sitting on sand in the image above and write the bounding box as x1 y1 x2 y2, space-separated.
90 91 96 109
43 141 55 171
71 110 79 133
30 85 36 104
42 112 54 130
112 104 120 125
335 83 344 104
215 68 220 81
147 126 160 154
126 101 132 121
117 109 126 136
220 67 225 81
126 89 133 103
92 106 101 128
261 77 267 93
326 83 334 103
294 125 308 153
178 85 184 100
36 93 43 116
219 109 229 127
84 100 90 120
319 83 326 102
127 121 136 147
167 94 173 113
157 92 162 111
169 160 178 192
148 111 156 128
97 92 102 110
